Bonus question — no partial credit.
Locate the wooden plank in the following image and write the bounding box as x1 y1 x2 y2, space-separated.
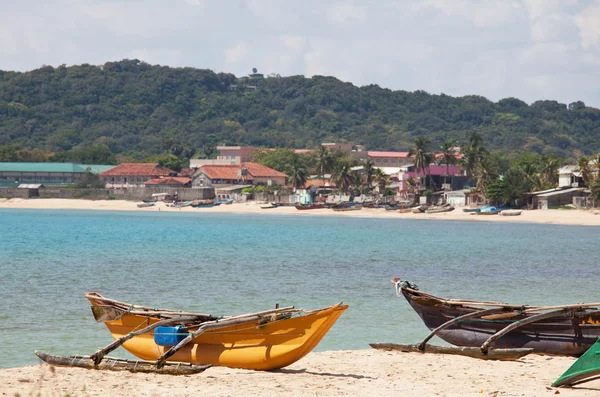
369 343 533 361
35 351 211 375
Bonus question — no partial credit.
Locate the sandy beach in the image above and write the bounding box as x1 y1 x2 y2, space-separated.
1 350 597 397
1 198 600 226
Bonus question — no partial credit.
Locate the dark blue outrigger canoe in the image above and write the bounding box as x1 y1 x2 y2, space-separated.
389 278 600 357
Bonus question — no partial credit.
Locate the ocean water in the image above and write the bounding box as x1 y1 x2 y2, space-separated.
1 209 599 369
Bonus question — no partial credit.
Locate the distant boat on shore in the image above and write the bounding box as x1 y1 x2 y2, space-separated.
137 201 155 208
332 204 363 212
295 204 325 210
411 205 427 213
499 209 523 216
425 204 455 214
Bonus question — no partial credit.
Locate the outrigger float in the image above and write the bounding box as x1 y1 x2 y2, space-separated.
36 292 347 374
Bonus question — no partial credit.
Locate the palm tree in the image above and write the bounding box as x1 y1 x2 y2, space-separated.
408 137 433 188
539 154 562 187
364 159 376 189
438 139 457 176
578 156 594 187
520 162 539 189
474 155 498 194
285 157 309 189
314 146 333 180
331 162 355 194
373 168 391 198
460 133 488 179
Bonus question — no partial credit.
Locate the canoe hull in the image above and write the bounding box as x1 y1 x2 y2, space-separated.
86 296 347 370
401 287 600 356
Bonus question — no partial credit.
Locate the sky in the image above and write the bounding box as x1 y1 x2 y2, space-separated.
2 0 600 107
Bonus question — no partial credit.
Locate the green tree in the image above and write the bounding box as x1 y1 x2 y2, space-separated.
146 153 183 172
285 157 309 189
331 161 355 194
474 155 498 194
50 144 117 164
252 148 301 172
578 156 594 187
438 139 457 176
460 133 488 180
373 168 391 198
314 146 333 179
363 159 376 189
408 137 433 188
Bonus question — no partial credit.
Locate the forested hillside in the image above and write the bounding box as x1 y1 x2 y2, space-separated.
1 59 599 161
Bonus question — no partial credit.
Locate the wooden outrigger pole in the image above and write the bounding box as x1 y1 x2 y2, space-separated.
371 306 535 361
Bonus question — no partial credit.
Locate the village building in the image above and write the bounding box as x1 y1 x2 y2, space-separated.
0 162 115 187
144 177 191 187
192 162 287 188
100 163 175 188
367 151 412 167
215 146 261 165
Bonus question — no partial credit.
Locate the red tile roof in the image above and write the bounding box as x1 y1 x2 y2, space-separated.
178 168 193 177
242 163 287 178
198 162 287 181
303 179 335 188
100 163 174 177
144 177 191 186
200 165 251 181
368 151 412 158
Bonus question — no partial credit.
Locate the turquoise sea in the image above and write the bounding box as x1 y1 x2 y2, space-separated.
1 208 600 369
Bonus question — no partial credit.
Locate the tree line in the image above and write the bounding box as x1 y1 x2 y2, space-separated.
1 59 600 162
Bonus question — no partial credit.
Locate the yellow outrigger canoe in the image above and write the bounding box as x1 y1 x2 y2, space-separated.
40 292 345 373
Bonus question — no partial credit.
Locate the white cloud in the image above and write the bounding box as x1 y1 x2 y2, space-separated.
224 42 247 64
522 0 562 20
280 35 306 50
412 0 522 28
326 3 367 23
0 1 600 107
574 0 600 49
130 49 185 67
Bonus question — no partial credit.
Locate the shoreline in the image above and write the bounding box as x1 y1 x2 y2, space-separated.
2 198 600 226
1 350 598 396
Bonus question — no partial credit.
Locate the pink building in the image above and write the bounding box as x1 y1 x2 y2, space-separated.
216 146 261 164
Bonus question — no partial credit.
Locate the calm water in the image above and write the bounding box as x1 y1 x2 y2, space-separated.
1 209 599 369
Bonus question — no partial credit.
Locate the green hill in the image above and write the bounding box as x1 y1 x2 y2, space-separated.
1 59 599 160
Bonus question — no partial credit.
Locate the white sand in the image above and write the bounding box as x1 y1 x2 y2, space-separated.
1 350 597 397
1 198 600 226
